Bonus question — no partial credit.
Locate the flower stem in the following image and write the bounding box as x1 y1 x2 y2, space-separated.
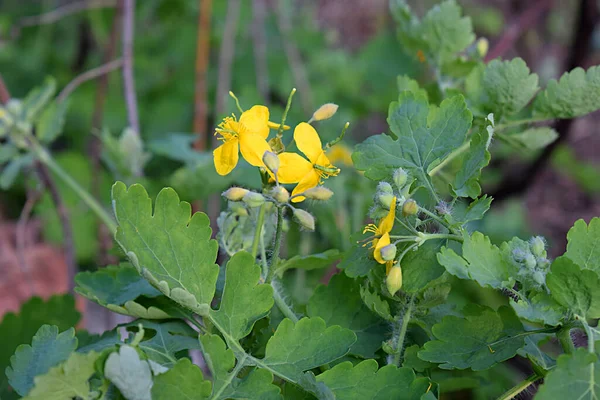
418 206 453 231
557 326 575 354
417 232 463 245
251 203 267 259
495 117 551 131
496 374 542 400
268 206 285 281
277 88 296 137
390 295 415 367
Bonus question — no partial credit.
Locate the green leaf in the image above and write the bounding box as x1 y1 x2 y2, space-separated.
261 317 356 382
76 330 121 354
1 154 33 189
210 251 273 341
6 325 77 396
360 285 393 322
535 348 600 399
534 66 600 118
102 128 151 178
152 358 212 400
397 75 428 98
547 256 600 319
105 345 153 400
564 218 600 273
418 305 525 370
274 249 341 277
37 100 68 144
417 281 452 310
307 274 387 358
316 359 430 400
510 292 565 326
482 58 539 117
22 77 56 122
511 127 559 150
518 334 555 372
403 345 434 372
339 235 378 278
449 195 493 225
353 93 472 190
452 115 492 198
112 182 219 314
402 240 446 293
23 351 99 400
438 231 513 288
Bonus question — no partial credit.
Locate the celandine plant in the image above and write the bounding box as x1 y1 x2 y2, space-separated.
4 1 600 399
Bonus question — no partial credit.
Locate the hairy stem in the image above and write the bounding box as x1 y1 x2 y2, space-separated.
269 206 285 279
251 203 267 259
390 296 415 367
496 373 542 400
557 326 576 354
272 280 299 323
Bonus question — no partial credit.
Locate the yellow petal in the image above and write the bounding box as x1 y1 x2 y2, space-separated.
239 105 270 138
290 170 320 203
213 139 239 176
294 122 324 164
277 152 313 184
374 232 391 264
239 132 272 168
327 144 353 166
378 196 397 235
267 121 290 130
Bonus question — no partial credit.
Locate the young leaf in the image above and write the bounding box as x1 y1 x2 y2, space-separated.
546 256 600 319
437 231 513 289
6 325 77 396
353 92 472 190
564 218 600 274
21 77 56 122
105 345 153 400
510 292 565 326
315 359 430 400
397 75 428 98
112 182 219 315
418 305 526 370
0 154 34 190
274 249 341 277
36 100 68 144
449 195 493 225
535 348 600 399
23 351 99 400
511 127 559 150
403 345 435 373
151 358 212 400
533 65 600 118
360 285 393 322
401 240 446 293
210 251 274 341
307 274 387 358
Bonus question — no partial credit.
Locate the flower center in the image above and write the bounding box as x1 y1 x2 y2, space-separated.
215 116 239 142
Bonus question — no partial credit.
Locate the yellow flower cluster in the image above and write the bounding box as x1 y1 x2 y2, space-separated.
213 105 340 203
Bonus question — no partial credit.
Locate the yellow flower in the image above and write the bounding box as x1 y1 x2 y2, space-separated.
277 123 340 202
213 105 285 176
363 196 396 274
326 143 353 166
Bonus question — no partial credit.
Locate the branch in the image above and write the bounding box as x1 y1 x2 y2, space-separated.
122 0 140 135
56 59 123 103
215 0 241 117
193 0 213 150
485 0 553 62
252 0 270 104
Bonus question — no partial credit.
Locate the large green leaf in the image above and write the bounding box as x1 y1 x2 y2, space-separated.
6 325 77 396
418 305 525 370
353 92 472 191
112 182 219 315
152 358 212 400
564 218 600 274
105 345 153 400
307 274 386 358
316 359 430 400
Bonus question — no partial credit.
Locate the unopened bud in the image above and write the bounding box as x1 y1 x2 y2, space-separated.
271 186 290 203
222 187 249 201
262 151 280 174
477 38 489 58
393 168 408 190
524 253 537 270
242 192 266 207
378 193 395 210
380 244 397 262
268 136 285 154
377 181 394 195
293 208 315 231
302 186 334 201
309 103 338 123
229 202 248 216
386 265 403 296
402 199 418 216
529 236 546 258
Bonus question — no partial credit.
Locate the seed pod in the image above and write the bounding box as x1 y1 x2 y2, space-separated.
242 192 266 208
386 265 403 296
393 168 408 190
402 199 418 216
309 103 339 123
293 208 315 231
262 151 280 175
271 186 290 203
302 186 334 201
380 244 397 262
222 187 249 201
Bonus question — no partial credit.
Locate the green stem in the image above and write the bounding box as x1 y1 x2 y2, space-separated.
210 353 248 400
557 327 575 354
495 117 551 131
251 203 267 259
391 296 415 367
582 320 595 353
259 229 269 279
31 138 118 233
418 206 452 231
272 279 299 323
496 374 542 400
268 206 285 281
277 88 296 137
428 141 470 177
417 232 463 245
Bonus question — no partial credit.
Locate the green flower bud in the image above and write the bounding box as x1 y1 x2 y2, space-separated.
393 168 408 190
386 265 403 296
229 201 248 216
524 253 537 270
380 244 397 261
302 186 334 201
378 193 395 209
222 187 249 201
293 208 315 231
402 199 418 216
271 186 290 203
529 236 546 258
377 182 394 195
242 192 266 207
262 151 280 174
309 103 339 123
477 38 489 58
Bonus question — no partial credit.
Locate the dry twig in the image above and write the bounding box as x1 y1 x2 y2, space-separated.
57 59 123 103
193 0 213 150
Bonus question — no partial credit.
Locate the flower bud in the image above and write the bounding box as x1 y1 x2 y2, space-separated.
271 186 290 203
377 181 394 195
293 208 315 231
380 244 397 262
262 151 280 175
268 136 285 154
242 192 266 207
222 187 249 201
229 201 248 216
386 265 403 296
477 38 489 58
302 186 334 201
529 236 546 258
309 103 338 123
393 168 408 190
402 199 418 216
378 193 395 210
524 253 537 270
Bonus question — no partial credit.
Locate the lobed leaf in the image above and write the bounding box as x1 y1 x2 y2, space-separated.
564 218 600 274
151 358 212 400
510 292 565 326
